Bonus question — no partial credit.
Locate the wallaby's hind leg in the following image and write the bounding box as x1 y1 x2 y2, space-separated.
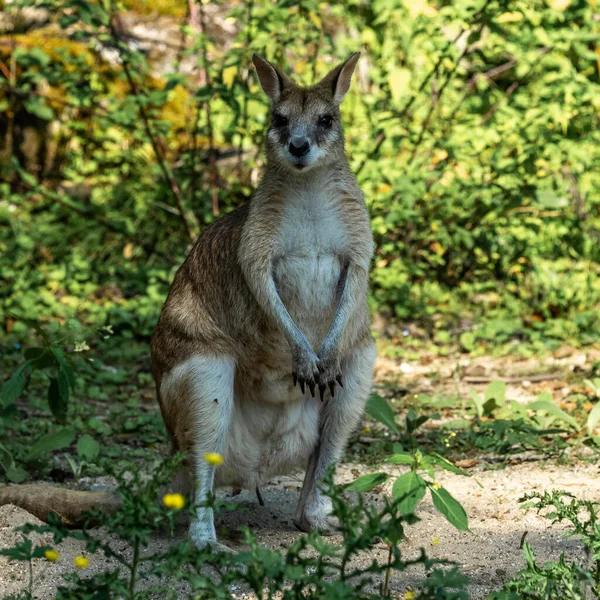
160 355 236 549
294 341 376 533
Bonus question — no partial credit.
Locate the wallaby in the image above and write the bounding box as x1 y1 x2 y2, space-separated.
0 53 376 551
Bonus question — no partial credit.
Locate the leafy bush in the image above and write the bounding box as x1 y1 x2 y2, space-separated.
1 0 599 346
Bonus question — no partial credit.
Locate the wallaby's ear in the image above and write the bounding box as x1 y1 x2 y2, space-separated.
252 54 286 103
319 52 361 105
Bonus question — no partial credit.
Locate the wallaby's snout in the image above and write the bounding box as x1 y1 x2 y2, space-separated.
289 137 310 158
252 52 361 173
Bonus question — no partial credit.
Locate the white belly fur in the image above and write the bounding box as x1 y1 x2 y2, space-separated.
216 392 320 488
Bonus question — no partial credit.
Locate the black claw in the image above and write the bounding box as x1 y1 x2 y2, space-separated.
336 374 343 388
300 380 306 395
308 381 316 398
329 382 335 397
319 383 326 402
293 372 297 387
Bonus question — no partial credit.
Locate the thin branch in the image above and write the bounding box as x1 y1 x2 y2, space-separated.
108 14 198 240
237 0 254 177
406 22 486 166
197 0 220 217
462 373 568 384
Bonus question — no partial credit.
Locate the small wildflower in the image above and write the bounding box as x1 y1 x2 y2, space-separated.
162 493 186 510
204 452 224 466
363 427 371 434
449 431 457 437
44 549 59 562
74 341 90 352
73 555 89 569
431 536 441 546
404 590 417 600
432 481 442 490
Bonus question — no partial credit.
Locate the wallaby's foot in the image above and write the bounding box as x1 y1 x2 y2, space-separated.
190 523 236 554
291 341 321 396
293 496 338 535
211 541 237 554
293 511 339 535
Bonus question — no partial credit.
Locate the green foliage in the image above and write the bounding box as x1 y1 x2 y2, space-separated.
489 490 600 599
346 437 470 532
0 0 599 350
362 380 596 468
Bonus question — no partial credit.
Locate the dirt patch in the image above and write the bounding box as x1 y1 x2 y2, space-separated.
2 351 599 598
2 460 598 598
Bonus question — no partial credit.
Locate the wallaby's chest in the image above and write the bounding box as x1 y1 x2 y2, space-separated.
272 189 348 344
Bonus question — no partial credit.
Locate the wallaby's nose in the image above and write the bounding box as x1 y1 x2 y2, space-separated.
289 139 310 157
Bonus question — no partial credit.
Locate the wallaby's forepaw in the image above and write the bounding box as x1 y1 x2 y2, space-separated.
316 344 343 401
292 342 321 397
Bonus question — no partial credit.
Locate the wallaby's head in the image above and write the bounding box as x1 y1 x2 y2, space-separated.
252 53 360 173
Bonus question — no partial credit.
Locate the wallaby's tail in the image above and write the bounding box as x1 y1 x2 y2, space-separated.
0 484 122 527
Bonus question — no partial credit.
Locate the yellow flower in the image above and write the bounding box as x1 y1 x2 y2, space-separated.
432 481 442 490
73 555 89 569
431 536 441 546
44 549 59 562
162 493 186 510
404 590 417 600
363 427 371 434
204 452 224 466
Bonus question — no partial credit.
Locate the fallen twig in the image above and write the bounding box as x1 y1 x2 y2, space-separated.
462 373 568 384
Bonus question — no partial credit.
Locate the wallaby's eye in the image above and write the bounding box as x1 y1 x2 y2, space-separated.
318 115 333 127
272 113 288 128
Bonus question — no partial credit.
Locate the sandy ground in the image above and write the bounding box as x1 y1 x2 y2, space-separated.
2 348 599 598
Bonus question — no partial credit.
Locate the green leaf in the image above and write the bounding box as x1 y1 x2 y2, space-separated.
58 368 71 404
345 472 388 492
0 442 13 470
460 331 476 352
388 67 411 104
24 98 54 121
470 389 483 418
392 471 427 514
536 190 568 209
385 453 415 466
1 367 28 407
528 394 579 430
586 402 600 436
48 377 67 423
365 394 399 434
27 428 75 461
406 408 429 434
430 486 469 531
484 380 506 404
24 347 56 369
6 466 28 483
426 453 470 476
77 434 100 461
